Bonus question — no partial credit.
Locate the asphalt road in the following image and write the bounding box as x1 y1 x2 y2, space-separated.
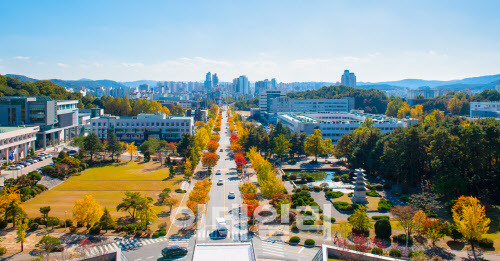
197 106 248 243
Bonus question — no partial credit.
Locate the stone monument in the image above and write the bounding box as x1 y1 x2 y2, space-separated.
351 168 369 204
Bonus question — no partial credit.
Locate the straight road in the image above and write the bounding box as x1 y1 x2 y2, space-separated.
197 106 249 243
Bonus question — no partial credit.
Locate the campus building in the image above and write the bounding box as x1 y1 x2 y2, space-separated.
470 101 500 119
407 89 452 99
0 126 39 161
0 97 80 149
89 112 194 143
268 97 355 114
277 111 417 143
341 70 356 88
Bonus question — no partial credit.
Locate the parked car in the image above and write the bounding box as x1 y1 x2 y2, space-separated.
217 179 223 185
228 192 235 199
161 246 187 258
220 149 223 152
216 170 222 175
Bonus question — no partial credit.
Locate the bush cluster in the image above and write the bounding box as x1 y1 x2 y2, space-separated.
325 191 344 199
371 247 383 255
392 234 413 245
291 190 316 208
332 201 354 212
304 239 315 246
374 219 392 239
389 249 401 257
175 189 187 193
372 215 390 221
478 238 494 248
377 200 394 211
289 236 300 243
366 190 381 197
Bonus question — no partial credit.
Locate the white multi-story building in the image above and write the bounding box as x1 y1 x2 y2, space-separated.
277 111 417 143
341 70 356 88
89 113 194 142
259 90 286 112
0 126 39 161
470 101 500 119
269 97 355 114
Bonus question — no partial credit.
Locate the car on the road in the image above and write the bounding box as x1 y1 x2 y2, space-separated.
228 192 235 199
7 165 18 170
20 162 31 166
217 179 223 185
220 148 223 152
161 246 188 258
216 170 221 175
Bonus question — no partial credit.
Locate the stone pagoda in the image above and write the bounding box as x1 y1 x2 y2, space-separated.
351 168 369 204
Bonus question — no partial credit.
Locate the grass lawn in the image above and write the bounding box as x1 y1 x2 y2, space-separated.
333 194 381 211
22 161 185 229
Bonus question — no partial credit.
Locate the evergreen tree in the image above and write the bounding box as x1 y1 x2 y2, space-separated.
99 208 116 232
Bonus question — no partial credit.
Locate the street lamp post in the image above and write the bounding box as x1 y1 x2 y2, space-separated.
64 211 67 231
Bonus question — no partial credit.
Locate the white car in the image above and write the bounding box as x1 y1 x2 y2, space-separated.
228 192 235 199
217 179 223 186
216 170 222 175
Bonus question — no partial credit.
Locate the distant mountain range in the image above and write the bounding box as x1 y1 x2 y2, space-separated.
358 74 500 90
5 73 500 92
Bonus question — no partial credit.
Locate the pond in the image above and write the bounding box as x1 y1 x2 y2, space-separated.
285 170 342 181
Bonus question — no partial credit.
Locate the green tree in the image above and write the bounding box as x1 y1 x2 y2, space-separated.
116 192 143 221
84 132 103 161
348 207 372 234
137 196 156 230
304 129 323 161
272 134 290 163
106 131 123 161
16 218 28 252
37 235 60 261
39 206 51 227
99 208 116 232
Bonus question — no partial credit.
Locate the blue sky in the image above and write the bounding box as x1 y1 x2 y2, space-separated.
0 0 499 82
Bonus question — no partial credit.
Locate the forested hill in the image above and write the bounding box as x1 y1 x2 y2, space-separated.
0 74 87 106
5 74 127 90
287 85 388 114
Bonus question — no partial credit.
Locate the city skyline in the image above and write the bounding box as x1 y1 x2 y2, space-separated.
1 0 499 82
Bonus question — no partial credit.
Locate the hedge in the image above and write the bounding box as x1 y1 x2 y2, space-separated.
366 190 381 197
378 200 394 211
392 234 413 245
372 215 390 221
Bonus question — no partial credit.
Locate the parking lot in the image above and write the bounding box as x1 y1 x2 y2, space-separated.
0 153 55 186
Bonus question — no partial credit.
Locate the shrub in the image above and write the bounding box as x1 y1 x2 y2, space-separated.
392 234 413 245
371 184 384 191
65 219 73 227
348 192 353 197
70 226 78 233
289 236 300 244
325 191 344 199
304 239 315 246
330 217 336 223
478 238 494 248
159 228 167 236
152 232 160 238
288 159 297 165
374 219 392 239
389 249 401 257
409 252 428 258
77 221 84 227
0 220 8 229
333 176 340 182
289 174 297 180
175 189 187 193
450 225 463 241
89 225 101 235
371 247 383 255
372 215 390 221
332 201 353 211
313 186 321 192
0 247 6 255
377 200 394 211
29 223 39 231
366 190 381 197
52 245 65 252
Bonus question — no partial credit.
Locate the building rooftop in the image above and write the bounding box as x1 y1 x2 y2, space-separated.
0 126 38 133
279 111 408 124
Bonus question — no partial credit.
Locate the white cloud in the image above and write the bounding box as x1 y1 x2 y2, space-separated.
121 62 144 67
81 62 103 68
12 56 30 60
57 63 71 68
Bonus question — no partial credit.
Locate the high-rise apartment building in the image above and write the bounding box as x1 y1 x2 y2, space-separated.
271 78 277 89
233 75 250 95
341 70 356 88
212 73 219 88
204 72 212 92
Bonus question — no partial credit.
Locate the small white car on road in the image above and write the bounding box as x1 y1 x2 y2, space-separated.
228 192 235 199
217 179 223 185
